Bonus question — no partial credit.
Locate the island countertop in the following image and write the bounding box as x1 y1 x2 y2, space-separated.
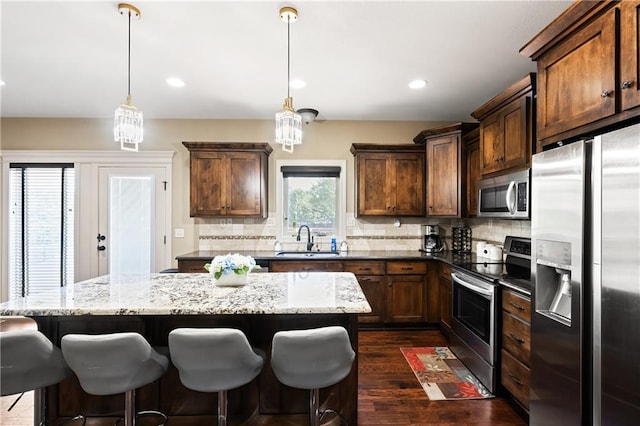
0 272 371 316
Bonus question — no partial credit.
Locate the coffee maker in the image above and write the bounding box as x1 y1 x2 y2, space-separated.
422 224 444 253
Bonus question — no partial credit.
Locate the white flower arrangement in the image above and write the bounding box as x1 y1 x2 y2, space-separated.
204 253 258 280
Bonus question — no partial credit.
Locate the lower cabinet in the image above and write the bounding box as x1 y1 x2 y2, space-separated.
343 261 386 324
438 263 452 334
269 261 344 272
501 288 531 410
386 261 428 323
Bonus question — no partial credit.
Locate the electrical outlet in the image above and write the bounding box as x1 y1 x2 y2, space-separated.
266 217 275 226
174 228 185 238
347 217 356 227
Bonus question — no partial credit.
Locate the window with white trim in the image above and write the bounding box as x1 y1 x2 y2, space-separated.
8 164 75 299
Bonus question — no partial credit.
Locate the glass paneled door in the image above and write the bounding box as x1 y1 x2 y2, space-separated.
98 167 167 276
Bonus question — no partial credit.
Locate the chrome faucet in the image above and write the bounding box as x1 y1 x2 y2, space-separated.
296 225 314 251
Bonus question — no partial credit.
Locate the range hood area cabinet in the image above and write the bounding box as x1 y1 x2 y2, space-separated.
471 73 535 177
351 144 425 217
414 123 479 218
521 1 640 150
182 142 272 218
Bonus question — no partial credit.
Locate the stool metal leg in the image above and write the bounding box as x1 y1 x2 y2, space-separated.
218 390 228 426
310 388 320 426
124 389 135 426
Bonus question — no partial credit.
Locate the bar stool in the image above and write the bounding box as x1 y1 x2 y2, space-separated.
1 329 84 425
271 326 355 426
61 332 169 426
168 328 265 426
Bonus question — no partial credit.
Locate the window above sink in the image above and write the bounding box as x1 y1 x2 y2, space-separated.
276 160 347 246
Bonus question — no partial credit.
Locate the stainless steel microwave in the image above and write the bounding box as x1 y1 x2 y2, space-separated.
477 168 530 219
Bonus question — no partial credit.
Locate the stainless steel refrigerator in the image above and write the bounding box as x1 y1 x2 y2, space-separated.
530 123 640 426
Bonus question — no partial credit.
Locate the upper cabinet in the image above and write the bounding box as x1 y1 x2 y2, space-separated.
464 128 481 217
414 123 479 218
182 142 272 218
351 144 425 217
521 1 640 149
471 74 534 177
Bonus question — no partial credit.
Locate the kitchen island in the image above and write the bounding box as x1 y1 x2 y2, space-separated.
0 272 370 425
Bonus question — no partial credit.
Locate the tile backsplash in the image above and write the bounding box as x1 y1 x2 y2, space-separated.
197 214 531 253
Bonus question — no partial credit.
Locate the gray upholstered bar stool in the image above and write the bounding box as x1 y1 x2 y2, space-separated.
168 328 265 426
0 329 84 425
271 326 356 426
61 332 169 426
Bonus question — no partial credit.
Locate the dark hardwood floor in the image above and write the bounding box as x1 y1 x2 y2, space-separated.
357 329 527 426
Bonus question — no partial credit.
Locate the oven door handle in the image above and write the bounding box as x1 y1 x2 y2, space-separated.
451 273 494 297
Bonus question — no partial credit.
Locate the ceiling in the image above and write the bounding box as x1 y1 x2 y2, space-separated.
0 1 571 122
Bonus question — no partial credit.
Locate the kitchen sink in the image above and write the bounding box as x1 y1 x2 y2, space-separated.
275 251 341 258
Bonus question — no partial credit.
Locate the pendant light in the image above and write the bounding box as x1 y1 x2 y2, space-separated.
114 3 143 152
275 6 303 153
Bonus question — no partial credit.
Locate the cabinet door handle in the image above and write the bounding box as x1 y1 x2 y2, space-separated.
601 90 612 98
509 301 525 311
359 277 370 282
509 333 525 344
621 80 633 89
359 267 372 271
388 281 392 287
302 267 314 271
508 373 524 387
401 267 414 271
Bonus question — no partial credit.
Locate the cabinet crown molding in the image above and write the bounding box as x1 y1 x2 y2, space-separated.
471 74 536 121
350 143 425 155
412 122 479 145
182 142 273 155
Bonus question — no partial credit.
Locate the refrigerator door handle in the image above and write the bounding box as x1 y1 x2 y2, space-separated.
506 181 516 215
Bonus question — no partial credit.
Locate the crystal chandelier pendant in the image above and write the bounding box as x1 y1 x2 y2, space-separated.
275 96 302 153
114 96 144 152
114 3 143 152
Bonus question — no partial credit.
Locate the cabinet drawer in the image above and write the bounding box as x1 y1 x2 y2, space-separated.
502 312 531 365
501 349 530 409
502 289 531 323
386 261 427 275
343 261 385 275
270 261 344 273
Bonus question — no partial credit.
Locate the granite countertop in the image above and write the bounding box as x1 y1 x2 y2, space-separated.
0 272 371 316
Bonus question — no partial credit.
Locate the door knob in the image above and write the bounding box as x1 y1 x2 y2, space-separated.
97 245 106 251
601 90 612 98
97 233 106 241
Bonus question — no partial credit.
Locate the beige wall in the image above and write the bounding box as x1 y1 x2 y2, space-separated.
1 117 451 264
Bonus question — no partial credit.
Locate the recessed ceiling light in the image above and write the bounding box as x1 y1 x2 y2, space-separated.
166 77 185 88
290 79 306 89
0 80 6 86
409 79 428 89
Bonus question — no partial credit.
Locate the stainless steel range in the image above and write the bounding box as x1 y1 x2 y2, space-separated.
449 236 531 393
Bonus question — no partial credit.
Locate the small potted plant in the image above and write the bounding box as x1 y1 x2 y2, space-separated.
204 253 258 286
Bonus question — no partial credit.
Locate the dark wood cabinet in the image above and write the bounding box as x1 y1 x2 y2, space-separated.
471 74 534 177
621 1 640 112
182 142 272 218
464 128 480 217
351 144 425 217
414 123 478 218
438 264 452 334
501 288 531 410
521 1 640 149
386 261 427 323
344 261 386 324
269 261 344 273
